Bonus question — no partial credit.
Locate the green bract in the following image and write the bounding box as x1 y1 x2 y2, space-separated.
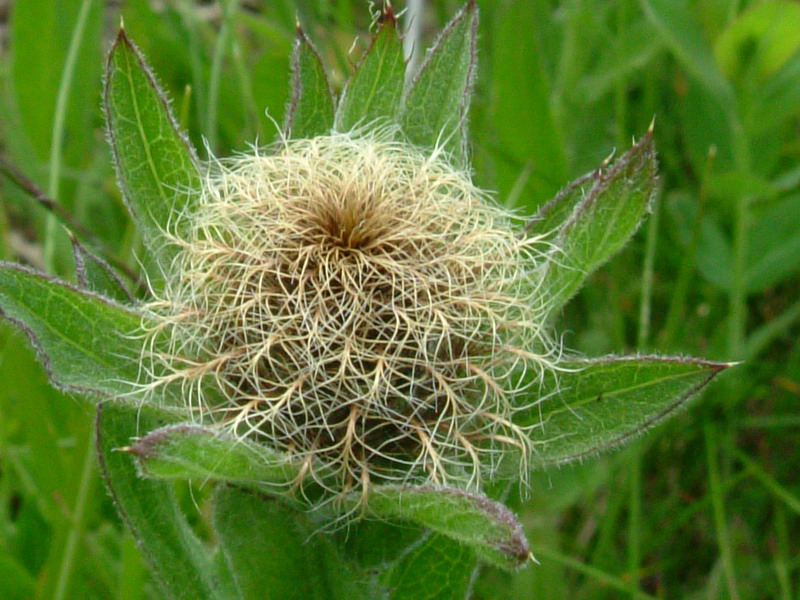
0 4 730 599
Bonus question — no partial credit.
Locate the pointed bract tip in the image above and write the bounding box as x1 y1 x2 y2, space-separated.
719 360 743 370
529 552 541 565
119 16 125 30
384 3 396 25
648 115 656 133
120 440 150 458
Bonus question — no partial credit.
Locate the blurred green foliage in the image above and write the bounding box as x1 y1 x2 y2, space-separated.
0 1 798 598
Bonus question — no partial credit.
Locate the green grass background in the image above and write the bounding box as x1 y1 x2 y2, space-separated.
1 0 799 598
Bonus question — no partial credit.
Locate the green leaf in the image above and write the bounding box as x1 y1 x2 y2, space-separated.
335 8 406 131
128 425 529 569
337 519 427 569
0 263 144 397
539 129 658 312
96 400 226 600
284 26 335 139
211 549 240 600
351 485 529 571
127 424 300 490
744 196 800 293
516 355 732 466
693 196 800 294
642 0 734 106
213 486 356 600
579 20 664 102
752 50 800 134
400 1 478 161
714 1 800 81
104 27 201 275
0 553 36 600
9 0 63 159
525 163 606 238
70 233 134 303
490 0 567 209
9 0 102 162
380 532 478 600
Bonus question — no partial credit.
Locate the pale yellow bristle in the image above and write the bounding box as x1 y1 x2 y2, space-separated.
139 130 558 507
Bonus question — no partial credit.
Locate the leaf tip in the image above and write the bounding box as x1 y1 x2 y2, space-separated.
600 148 615 168
383 3 397 27
711 360 741 373
127 424 195 462
111 21 134 51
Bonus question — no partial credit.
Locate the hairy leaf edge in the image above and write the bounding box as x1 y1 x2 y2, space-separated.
401 0 478 156
542 354 734 466
102 27 201 232
0 261 144 398
284 25 336 137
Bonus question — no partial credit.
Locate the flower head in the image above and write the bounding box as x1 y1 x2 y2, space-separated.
142 131 557 501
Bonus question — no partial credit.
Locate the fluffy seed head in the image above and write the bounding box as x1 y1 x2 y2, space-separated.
142 131 556 503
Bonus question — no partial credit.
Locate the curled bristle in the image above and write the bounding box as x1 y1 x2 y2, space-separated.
141 131 558 506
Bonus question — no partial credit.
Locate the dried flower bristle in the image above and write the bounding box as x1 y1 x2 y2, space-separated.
141 131 556 503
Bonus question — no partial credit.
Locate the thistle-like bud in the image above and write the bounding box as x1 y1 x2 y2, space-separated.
141 130 557 504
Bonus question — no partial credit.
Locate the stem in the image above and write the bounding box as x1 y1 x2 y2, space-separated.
661 146 715 349
712 106 750 600
726 112 752 362
403 0 425 76
773 506 792 600
732 448 800 515
176 0 208 151
0 191 9 260
529 545 659 600
207 0 236 152
229 15 259 140
44 0 94 270
743 296 800 361
53 433 96 600
727 192 749 360
704 423 740 600
613 1 630 151
637 196 659 349
626 450 642 598
0 157 142 286
629 158 658 600
649 469 751 551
